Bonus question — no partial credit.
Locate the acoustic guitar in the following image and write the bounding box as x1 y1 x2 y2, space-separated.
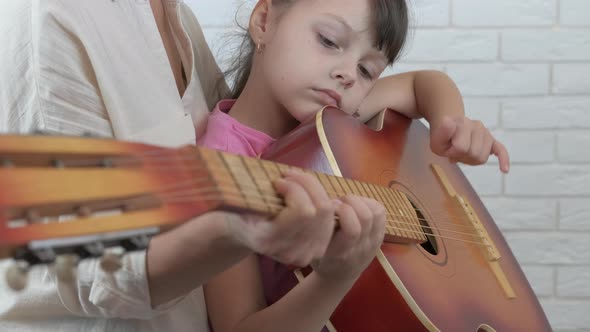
0 106 552 331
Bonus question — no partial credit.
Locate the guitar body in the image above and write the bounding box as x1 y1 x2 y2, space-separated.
262 107 552 332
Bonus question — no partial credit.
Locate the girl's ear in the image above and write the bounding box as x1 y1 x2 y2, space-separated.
249 0 272 43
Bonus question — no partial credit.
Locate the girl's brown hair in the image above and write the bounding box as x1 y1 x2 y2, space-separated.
220 0 409 99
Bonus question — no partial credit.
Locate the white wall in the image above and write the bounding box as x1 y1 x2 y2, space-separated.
187 1 590 331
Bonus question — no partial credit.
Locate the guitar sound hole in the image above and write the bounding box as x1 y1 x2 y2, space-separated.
407 199 439 255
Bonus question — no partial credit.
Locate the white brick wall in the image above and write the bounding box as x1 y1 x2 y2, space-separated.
188 1 590 330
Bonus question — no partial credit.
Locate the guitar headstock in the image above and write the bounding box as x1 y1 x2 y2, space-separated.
0 134 228 289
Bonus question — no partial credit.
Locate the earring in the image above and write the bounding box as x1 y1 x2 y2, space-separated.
256 39 265 54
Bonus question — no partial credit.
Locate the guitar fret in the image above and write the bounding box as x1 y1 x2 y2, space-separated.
364 182 393 235
259 160 307 214
360 182 380 210
378 186 407 238
197 149 245 208
353 180 378 208
242 157 280 215
347 178 368 198
316 173 338 199
369 183 400 237
259 160 286 193
327 175 347 197
380 185 406 237
348 180 385 213
357 181 398 236
364 182 383 203
220 153 268 212
338 178 353 196
275 163 289 173
239 155 274 214
347 179 398 237
260 160 286 182
364 181 384 203
343 178 360 196
257 159 285 205
258 159 286 215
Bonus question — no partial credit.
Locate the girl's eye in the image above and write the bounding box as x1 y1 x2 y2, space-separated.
318 34 338 49
358 65 373 80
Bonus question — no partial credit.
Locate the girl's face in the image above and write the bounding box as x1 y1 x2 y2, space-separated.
253 0 388 122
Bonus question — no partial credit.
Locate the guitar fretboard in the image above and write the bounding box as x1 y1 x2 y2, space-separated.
198 148 427 244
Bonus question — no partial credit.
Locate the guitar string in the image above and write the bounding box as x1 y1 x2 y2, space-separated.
7 192 489 248
1 172 479 238
157 193 488 245
1 183 490 247
149 173 478 231
1 195 491 247
155 187 484 239
4 160 481 235
7 152 490 245
47 152 478 231
41 180 489 245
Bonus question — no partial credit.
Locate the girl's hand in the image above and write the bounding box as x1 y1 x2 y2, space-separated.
311 195 386 282
429 116 510 173
224 169 338 267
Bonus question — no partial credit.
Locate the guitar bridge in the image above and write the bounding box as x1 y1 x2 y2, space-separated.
431 164 516 299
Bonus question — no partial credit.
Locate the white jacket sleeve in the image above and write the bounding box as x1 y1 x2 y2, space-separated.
54 251 185 319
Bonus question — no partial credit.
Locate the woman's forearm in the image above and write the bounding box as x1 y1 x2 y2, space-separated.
146 212 250 307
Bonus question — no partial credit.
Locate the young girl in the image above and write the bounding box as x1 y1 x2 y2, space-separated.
200 0 509 331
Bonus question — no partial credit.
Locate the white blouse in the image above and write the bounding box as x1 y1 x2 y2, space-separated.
0 0 227 331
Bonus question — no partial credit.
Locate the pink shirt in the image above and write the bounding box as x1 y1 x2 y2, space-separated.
197 99 275 156
197 100 328 332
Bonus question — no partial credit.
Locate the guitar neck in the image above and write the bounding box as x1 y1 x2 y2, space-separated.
201 148 426 244
0 134 425 270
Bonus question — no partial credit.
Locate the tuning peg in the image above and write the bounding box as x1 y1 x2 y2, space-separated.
121 235 151 251
32 129 63 136
83 242 105 257
76 205 93 217
1 159 14 167
54 254 79 282
5 262 29 291
100 252 123 273
25 209 42 223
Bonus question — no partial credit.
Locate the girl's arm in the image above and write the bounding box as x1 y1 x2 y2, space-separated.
206 195 386 332
358 70 510 173
147 212 250 306
205 255 357 332
358 70 464 123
